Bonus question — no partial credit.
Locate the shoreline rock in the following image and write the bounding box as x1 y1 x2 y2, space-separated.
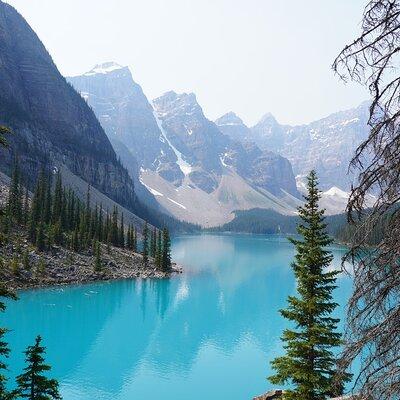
1 239 182 292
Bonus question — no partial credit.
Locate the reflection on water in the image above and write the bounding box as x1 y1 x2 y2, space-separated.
1 234 352 399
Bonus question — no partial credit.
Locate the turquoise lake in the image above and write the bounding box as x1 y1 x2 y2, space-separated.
1 234 353 399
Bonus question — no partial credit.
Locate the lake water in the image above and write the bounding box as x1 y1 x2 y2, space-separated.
1 234 352 399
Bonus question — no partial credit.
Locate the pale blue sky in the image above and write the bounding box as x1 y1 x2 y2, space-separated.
6 0 369 125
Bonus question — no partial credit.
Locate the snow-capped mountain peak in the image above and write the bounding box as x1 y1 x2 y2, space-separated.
215 112 244 126
324 186 349 199
84 62 124 76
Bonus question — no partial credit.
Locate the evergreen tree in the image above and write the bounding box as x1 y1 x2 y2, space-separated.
97 204 103 242
94 241 102 273
155 230 162 269
71 228 79 252
161 228 171 271
142 222 149 268
37 257 46 277
78 204 87 250
85 185 91 227
150 228 157 258
29 171 45 242
22 188 29 226
111 207 119 246
126 225 132 250
133 227 137 252
43 176 52 225
15 335 61 400
268 171 350 400
36 222 45 252
60 190 67 231
7 159 22 223
51 172 62 225
119 213 125 248
92 205 99 242
0 284 17 400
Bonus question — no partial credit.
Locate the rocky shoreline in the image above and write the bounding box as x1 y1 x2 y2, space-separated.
0 238 182 292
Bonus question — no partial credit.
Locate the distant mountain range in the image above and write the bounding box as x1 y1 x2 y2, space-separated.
69 65 304 226
0 0 371 229
68 63 370 226
216 103 370 191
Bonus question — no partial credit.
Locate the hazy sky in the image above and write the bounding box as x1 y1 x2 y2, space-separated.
6 0 369 126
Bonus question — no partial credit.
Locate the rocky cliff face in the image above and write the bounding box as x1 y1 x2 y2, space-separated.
153 91 225 192
153 91 299 198
68 63 174 171
0 2 134 208
249 102 370 190
215 112 253 143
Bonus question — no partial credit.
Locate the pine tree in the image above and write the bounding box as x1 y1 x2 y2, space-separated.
72 227 80 252
111 207 119 246
133 227 137 252
97 204 103 242
22 188 29 226
15 335 61 400
126 225 132 250
29 171 45 242
60 190 67 231
150 228 157 258
78 204 87 250
7 159 22 223
142 222 149 268
155 230 162 269
119 213 125 248
51 172 62 225
92 205 99 242
37 257 46 277
36 222 45 252
94 241 102 273
161 228 171 271
0 284 17 400
268 170 350 400
43 176 52 225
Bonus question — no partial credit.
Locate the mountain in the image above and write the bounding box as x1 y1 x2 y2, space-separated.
249 102 371 190
68 62 174 171
251 113 286 151
0 3 137 210
214 112 252 143
0 2 193 233
69 67 301 226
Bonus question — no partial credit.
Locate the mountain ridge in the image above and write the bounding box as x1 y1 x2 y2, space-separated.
217 101 370 191
68 63 301 226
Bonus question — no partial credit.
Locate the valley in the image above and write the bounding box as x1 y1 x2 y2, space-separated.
0 1 392 400
68 62 370 227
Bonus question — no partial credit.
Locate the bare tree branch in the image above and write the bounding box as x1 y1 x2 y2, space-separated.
333 1 400 399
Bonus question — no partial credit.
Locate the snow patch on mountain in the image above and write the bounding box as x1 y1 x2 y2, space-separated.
167 197 187 209
139 173 164 196
324 186 349 199
152 109 193 175
84 62 123 76
145 185 164 197
219 153 230 168
80 91 90 101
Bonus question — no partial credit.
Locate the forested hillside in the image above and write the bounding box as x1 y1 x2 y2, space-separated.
213 207 388 246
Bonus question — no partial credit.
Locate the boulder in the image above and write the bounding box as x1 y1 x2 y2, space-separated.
253 389 284 400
